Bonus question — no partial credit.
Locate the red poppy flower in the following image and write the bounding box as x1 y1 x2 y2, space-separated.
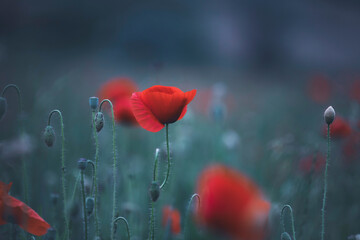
342 133 360 164
98 77 138 125
0 181 51 236
162 206 181 235
130 85 197 132
298 153 326 174
307 74 331 104
322 117 352 139
349 79 360 102
196 164 270 240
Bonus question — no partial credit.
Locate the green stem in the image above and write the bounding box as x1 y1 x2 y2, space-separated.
321 125 330 240
99 99 117 240
281 205 296 240
92 111 100 237
113 217 131 240
87 160 96 196
48 109 69 240
160 124 170 189
149 201 155 240
183 193 200 239
2 84 28 205
80 170 88 240
70 173 80 204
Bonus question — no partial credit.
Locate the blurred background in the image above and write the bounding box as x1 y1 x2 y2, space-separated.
1 0 360 239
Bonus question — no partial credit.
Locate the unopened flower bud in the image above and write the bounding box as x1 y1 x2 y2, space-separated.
0 97 7 121
281 232 292 240
86 197 95 215
149 181 160 202
95 112 104 132
44 126 55 147
324 106 335 125
89 97 99 111
50 193 59 205
44 228 56 240
78 158 87 171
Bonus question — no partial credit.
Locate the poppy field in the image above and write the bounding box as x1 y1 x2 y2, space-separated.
1 1 360 240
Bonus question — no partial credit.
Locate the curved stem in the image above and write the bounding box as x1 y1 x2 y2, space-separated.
1 84 22 116
87 160 95 196
281 205 296 240
113 217 131 240
160 124 170 189
183 194 200 239
100 99 117 240
2 84 28 206
48 109 69 240
321 125 331 240
92 111 100 237
80 170 88 240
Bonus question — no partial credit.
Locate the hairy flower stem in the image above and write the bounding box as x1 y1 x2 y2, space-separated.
2 84 28 205
113 217 131 240
160 124 170 189
183 194 200 239
281 205 296 240
99 99 117 240
92 111 100 237
80 170 88 240
48 109 69 240
321 125 331 240
149 202 155 240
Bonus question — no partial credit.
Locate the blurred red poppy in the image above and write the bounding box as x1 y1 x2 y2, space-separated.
162 206 181 235
98 77 138 125
196 164 270 240
342 133 360 163
322 117 352 139
0 181 51 236
130 85 197 132
307 74 331 104
349 79 360 102
298 153 326 174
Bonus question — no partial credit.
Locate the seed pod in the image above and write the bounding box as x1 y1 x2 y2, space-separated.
95 112 104 132
149 181 160 202
281 232 292 240
86 197 95 216
324 106 335 125
44 125 55 147
77 158 87 171
44 228 56 240
89 97 99 111
0 97 7 120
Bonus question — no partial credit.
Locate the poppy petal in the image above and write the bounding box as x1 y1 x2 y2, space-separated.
130 92 164 132
0 182 12 195
3 196 51 236
177 89 197 121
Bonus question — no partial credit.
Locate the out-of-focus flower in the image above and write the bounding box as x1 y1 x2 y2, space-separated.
349 80 360 102
130 85 196 132
0 181 51 236
221 130 240 150
307 74 331 104
98 77 138 125
162 206 181 235
0 134 35 161
342 133 360 164
298 153 326 174
196 164 270 240
322 117 352 139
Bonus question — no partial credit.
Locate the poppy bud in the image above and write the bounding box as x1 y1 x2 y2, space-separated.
281 232 292 240
86 197 95 215
89 97 99 111
44 126 56 147
324 106 335 125
95 112 104 132
0 97 7 120
78 158 87 171
149 181 160 202
44 228 56 240
50 193 59 205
